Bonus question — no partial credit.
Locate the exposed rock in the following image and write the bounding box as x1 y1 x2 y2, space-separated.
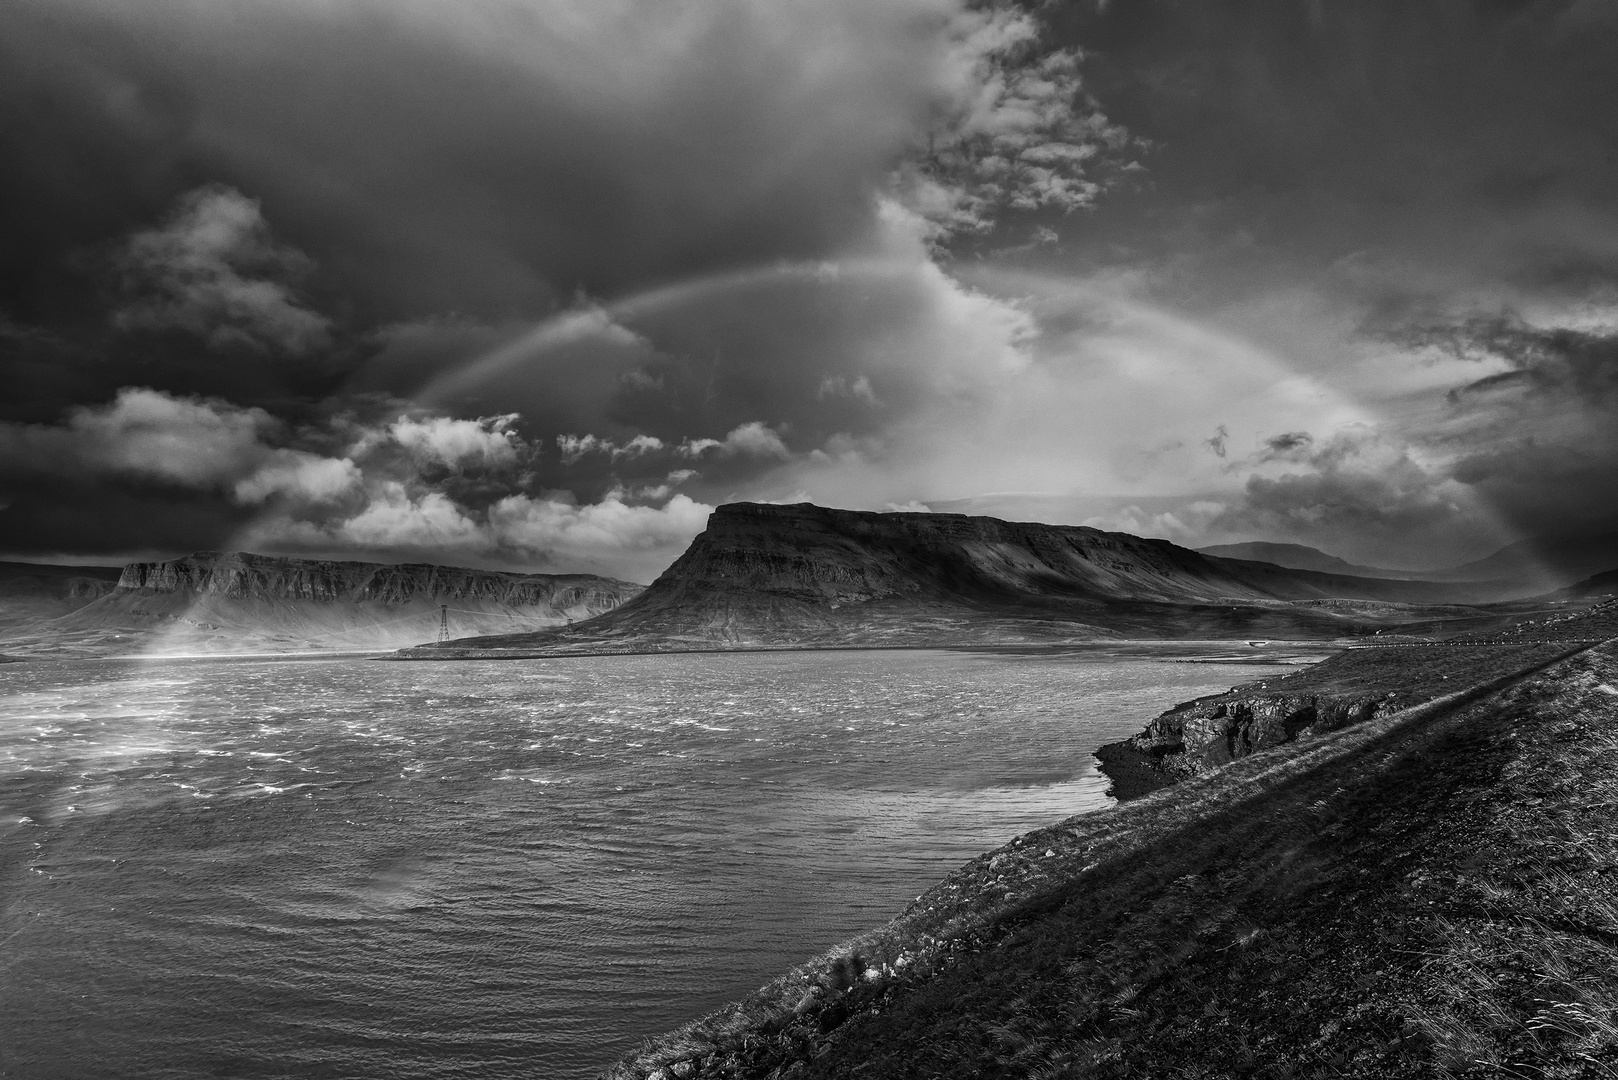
3 552 641 657
1099 634 1605 796
1136 689 1398 772
115 551 630 611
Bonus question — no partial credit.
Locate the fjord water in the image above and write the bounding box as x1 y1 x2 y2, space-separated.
1 650 1287 1078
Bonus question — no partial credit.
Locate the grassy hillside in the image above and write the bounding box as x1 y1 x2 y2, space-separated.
606 632 1618 1079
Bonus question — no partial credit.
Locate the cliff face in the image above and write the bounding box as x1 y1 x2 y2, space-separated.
1131 687 1403 772
420 502 1495 655
5 553 640 657
115 551 633 610
1099 620 1610 795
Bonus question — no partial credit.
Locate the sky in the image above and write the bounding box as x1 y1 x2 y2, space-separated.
3 0 1617 582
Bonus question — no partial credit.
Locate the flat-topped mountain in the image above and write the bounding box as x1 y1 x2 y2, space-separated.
415 503 1498 655
2 552 640 657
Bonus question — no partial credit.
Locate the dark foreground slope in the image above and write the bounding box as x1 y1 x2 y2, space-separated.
1097 598 1618 798
415 503 1493 656
606 633 1618 1080
1 552 640 657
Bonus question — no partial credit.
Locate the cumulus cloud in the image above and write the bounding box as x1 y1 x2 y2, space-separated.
246 485 712 583
677 422 790 459
894 5 1132 237
556 432 666 464
114 186 331 354
0 387 271 487
0 387 369 508
487 491 713 577
233 451 361 505
391 413 520 467
320 484 485 549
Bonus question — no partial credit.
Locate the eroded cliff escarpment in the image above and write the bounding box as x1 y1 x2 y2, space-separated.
115 551 631 610
414 502 1499 655
5 552 641 657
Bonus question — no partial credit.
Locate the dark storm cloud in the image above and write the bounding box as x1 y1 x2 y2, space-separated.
1187 427 1484 567
0 0 1114 324
992 0 1618 563
1259 431 1314 458
1035 0 1618 308
0 0 1129 572
1409 313 1618 538
6 0 1618 573
1424 316 1618 405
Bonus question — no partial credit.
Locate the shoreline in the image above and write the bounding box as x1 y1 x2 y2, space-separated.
1092 738 1175 801
382 636 1344 664
604 614 1618 1079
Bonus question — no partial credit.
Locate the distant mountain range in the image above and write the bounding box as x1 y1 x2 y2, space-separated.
0 561 123 639
1423 532 1618 588
1202 535 1618 592
0 552 640 658
415 503 1510 656
1195 542 1427 581
9 516 1614 660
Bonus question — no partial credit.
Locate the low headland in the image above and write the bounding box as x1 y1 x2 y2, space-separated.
604 600 1618 1079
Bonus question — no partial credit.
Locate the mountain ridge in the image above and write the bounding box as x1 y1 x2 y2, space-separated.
414 502 1502 655
1196 541 1425 580
1426 531 1618 587
1 551 641 657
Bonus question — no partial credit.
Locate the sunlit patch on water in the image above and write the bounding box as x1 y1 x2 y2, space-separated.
0 648 1288 1079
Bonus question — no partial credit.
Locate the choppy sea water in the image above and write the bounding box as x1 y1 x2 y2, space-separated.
0 649 1288 1079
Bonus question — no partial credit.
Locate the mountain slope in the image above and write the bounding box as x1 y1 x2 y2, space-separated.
2 552 641 657
1552 567 1618 600
1197 541 1423 580
0 561 123 638
415 503 1496 655
1428 531 1618 589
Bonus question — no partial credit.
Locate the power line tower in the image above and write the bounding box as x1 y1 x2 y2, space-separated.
438 604 449 643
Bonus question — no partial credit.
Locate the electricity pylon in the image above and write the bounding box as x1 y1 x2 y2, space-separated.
438 604 449 643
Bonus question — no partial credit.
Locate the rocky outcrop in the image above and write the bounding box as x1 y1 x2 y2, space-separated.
1130 689 1403 773
116 551 637 611
1099 635 1604 796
